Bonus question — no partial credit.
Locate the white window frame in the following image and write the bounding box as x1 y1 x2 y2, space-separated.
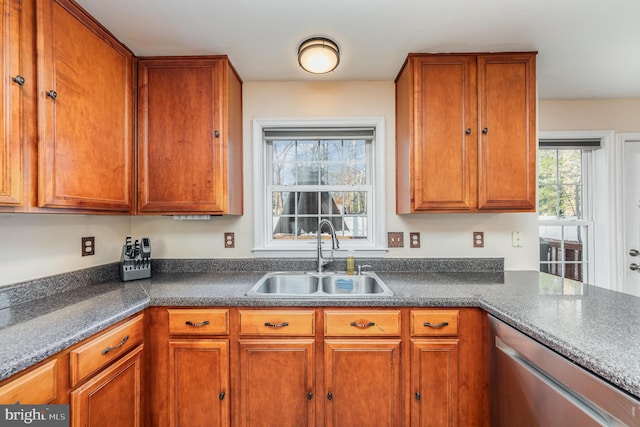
538 130 615 286
252 117 386 258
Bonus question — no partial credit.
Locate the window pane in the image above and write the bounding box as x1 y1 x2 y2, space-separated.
539 225 588 282
557 150 582 184
344 216 368 239
343 192 367 214
537 150 557 185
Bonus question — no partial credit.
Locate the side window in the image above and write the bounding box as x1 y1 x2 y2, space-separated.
538 138 600 282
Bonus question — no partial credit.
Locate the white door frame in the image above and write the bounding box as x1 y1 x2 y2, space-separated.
615 133 640 293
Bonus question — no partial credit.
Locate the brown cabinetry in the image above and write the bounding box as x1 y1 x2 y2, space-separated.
36 0 134 211
137 56 243 215
69 314 144 427
396 52 536 213
324 310 402 427
71 345 143 427
0 0 32 209
0 0 135 213
167 309 230 427
0 359 58 404
237 309 316 427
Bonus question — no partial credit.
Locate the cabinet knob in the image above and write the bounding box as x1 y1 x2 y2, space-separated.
307 391 313 400
415 391 421 401
630 249 639 257
327 392 333 400
465 128 472 135
214 130 220 137
46 90 58 100
12 75 26 86
219 391 225 400
631 263 640 271
482 128 488 134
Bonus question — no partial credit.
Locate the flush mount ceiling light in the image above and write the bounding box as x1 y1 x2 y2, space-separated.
298 37 340 74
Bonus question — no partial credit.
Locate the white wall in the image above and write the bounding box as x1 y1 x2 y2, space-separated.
7 88 638 287
0 214 130 286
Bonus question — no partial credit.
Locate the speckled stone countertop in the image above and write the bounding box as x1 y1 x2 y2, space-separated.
1 258 639 401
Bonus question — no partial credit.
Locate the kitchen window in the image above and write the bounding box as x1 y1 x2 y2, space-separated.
538 137 600 283
252 118 386 257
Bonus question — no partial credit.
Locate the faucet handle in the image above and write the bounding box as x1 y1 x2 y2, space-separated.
357 264 372 275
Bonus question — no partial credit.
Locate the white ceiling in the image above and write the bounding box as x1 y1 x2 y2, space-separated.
76 0 640 99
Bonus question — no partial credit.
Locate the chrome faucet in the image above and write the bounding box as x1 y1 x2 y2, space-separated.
317 219 340 273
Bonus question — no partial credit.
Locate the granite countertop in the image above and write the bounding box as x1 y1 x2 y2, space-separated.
1 262 639 401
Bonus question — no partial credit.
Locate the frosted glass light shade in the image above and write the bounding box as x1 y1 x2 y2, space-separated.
298 37 340 74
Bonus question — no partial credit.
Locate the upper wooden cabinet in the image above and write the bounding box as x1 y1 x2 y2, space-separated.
137 56 243 215
396 52 537 213
36 0 135 212
0 0 34 210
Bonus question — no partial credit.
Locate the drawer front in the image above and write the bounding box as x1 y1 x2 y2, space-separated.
324 310 401 336
239 310 315 336
0 360 58 404
411 309 459 336
70 314 144 386
168 309 229 335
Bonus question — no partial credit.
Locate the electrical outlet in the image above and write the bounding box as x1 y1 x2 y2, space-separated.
410 232 421 248
473 232 484 248
387 232 404 248
224 232 235 248
512 231 523 247
82 236 95 256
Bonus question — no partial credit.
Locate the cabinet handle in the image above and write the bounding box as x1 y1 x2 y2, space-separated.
465 128 471 135
482 127 488 134
350 321 375 329
307 391 313 400
264 321 289 328
630 249 639 257
214 130 220 137
46 90 58 100
423 321 449 328
415 391 421 401
12 75 26 86
631 263 640 271
102 335 129 355
185 320 210 327
219 391 225 400
327 392 333 401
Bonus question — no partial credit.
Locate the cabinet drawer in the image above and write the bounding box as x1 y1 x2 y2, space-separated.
324 310 401 336
70 314 144 386
168 309 229 335
0 360 57 404
239 310 315 336
411 309 459 336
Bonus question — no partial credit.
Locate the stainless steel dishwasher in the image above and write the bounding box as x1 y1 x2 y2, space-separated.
489 315 640 426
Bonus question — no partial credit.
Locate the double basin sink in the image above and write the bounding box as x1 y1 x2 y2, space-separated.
246 271 393 298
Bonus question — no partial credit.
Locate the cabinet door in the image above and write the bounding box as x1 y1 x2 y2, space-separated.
71 345 143 427
0 0 26 206
410 339 459 427
238 339 315 427
411 55 477 212
137 57 227 214
36 0 134 211
169 339 229 427
324 339 401 427
477 54 536 211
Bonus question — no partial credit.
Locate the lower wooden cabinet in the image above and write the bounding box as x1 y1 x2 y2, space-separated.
238 339 315 427
168 339 230 427
325 339 401 427
70 344 143 427
410 339 460 427
0 359 58 404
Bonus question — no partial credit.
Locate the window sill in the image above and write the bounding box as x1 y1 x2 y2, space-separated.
252 248 388 258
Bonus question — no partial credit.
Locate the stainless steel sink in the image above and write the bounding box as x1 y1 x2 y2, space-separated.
246 272 393 297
